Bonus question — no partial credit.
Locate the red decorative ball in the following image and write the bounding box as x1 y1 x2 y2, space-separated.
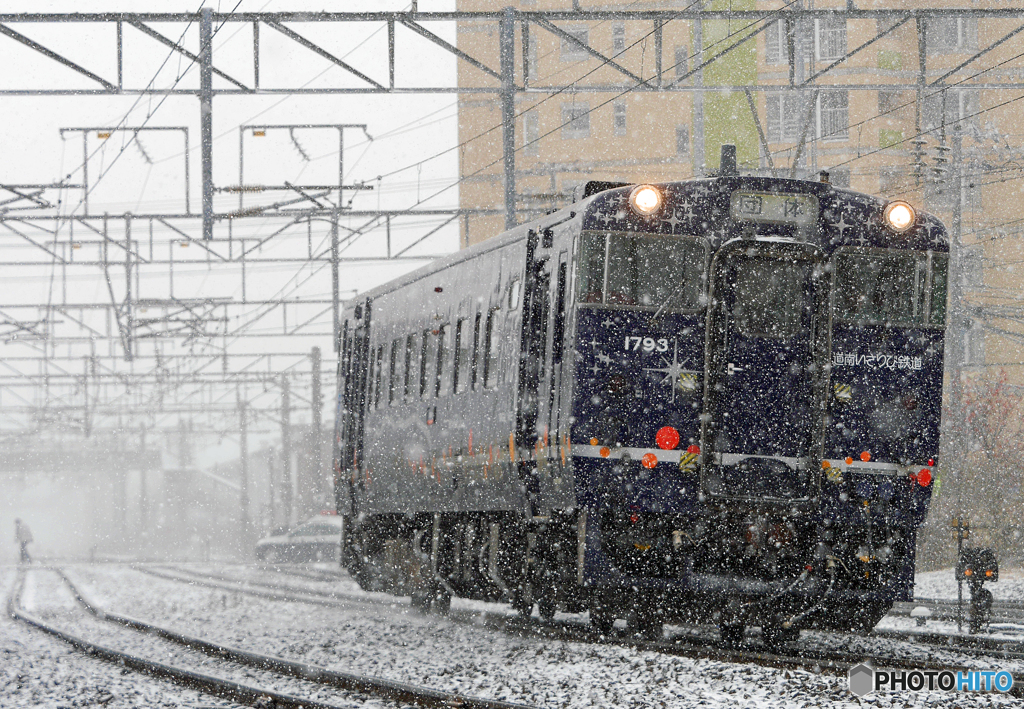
655 426 680 450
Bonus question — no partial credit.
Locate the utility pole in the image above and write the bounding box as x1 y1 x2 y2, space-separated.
199 8 214 240
499 6 516 230
138 424 148 533
310 346 323 512
331 212 340 352
693 2 705 174
281 375 293 526
239 389 250 543
947 121 967 522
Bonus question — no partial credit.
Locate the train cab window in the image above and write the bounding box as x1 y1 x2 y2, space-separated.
454 318 472 394
471 311 482 389
435 324 451 397
403 334 416 401
420 329 434 398
834 250 947 326
483 307 501 389
732 258 810 339
373 345 385 409
577 231 706 310
388 338 400 404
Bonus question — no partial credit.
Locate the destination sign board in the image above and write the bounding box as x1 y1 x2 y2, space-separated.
730 191 819 227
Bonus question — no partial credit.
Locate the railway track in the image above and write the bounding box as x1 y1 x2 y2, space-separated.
129 562 1024 694
8 566 539 709
893 598 1024 625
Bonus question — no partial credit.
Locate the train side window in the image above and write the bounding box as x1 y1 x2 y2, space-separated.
420 329 434 398
483 308 501 389
435 323 451 397
834 250 935 326
388 338 400 405
454 318 471 394
576 232 607 303
403 334 416 401
509 278 522 309
553 260 568 364
373 344 385 409
471 311 482 389
928 253 949 325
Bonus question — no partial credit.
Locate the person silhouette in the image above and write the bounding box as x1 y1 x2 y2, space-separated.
15 518 32 563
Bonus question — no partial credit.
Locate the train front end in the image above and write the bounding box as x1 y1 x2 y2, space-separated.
571 175 947 640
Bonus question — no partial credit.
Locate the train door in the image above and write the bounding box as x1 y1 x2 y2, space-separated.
701 241 825 503
339 300 371 508
546 251 569 472
516 229 551 511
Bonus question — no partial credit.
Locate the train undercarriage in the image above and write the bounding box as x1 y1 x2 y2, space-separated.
343 497 910 646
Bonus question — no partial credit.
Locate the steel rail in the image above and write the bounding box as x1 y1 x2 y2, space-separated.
51 567 537 709
6 568 359 709
138 563 1024 694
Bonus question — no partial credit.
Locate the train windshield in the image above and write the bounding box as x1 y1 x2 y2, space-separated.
576 231 706 311
833 250 948 326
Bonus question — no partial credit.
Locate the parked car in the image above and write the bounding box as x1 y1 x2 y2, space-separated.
255 514 343 563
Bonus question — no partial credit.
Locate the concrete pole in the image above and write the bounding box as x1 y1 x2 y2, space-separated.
499 7 516 231
200 8 214 240
311 346 323 511
281 375 293 526
239 390 250 542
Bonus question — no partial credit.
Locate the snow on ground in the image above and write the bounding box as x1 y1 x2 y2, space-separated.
19 568 396 709
0 565 237 709
916 567 1024 603
46 563 1020 708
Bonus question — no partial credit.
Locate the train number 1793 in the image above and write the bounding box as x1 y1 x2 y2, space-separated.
624 336 670 353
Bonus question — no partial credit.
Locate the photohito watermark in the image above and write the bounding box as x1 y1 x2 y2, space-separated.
848 663 1014 697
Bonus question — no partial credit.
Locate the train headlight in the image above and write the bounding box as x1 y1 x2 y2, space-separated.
883 201 915 233
629 185 663 216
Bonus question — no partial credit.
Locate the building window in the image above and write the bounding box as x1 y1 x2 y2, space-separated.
675 125 689 156
922 89 979 132
927 17 978 55
612 22 625 54
878 89 901 116
962 245 983 288
879 166 903 194
924 177 956 211
829 166 851 188
765 19 813 65
965 320 985 366
560 26 589 62
819 90 849 141
613 102 627 136
523 110 539 156
561 102 590 139
766 94 804 142
765 21 786 65
527 35 538 79
673 45 689 80
816 17 847 61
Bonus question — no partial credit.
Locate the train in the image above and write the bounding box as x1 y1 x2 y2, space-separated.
332 145 947 645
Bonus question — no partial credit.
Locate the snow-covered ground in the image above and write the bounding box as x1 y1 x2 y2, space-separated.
0 566 237 708
3 562 1012 708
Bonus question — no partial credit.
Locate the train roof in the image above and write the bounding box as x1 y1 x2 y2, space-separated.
343 176 947 311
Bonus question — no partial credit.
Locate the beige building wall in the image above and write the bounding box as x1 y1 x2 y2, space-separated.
456 2 1024 562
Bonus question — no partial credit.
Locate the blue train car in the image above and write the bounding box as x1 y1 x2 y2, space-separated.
333 148 947 644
